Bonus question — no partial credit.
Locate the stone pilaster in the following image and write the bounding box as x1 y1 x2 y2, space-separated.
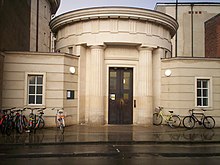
153 48 163 108
0 53 4 108
137 47 153 124
88 45 105 124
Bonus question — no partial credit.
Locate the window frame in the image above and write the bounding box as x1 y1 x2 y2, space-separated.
195 77 212 108
25 73 46 107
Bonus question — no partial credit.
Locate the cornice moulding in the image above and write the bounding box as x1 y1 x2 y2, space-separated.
50 7 178 37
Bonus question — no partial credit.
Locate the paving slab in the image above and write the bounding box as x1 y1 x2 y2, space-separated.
0 125 219 145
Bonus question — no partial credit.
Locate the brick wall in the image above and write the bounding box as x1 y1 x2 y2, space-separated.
205 13 220 58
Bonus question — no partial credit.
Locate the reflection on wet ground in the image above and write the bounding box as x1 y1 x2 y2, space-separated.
153 129 215 141
0 125 219 144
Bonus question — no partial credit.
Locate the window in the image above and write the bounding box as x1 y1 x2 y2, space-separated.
28 75 43 105
67 90 75 99
196 79 209 107
68 47 73 54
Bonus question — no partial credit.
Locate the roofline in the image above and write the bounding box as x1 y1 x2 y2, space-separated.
50 6 178 37
205 13 220 24
3 51 79 59
156 2 220 7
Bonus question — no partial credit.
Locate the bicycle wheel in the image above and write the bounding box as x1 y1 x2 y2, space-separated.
183 116 195 129
16 119 23 134
170 115 181 128
60 123 64 134
6 120 13 136
153 113 162 125
22 116 28 129
1 119 6 134
38 118 45 129
203 116 215 129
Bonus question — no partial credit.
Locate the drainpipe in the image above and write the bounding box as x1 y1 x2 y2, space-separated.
36 0 39 52
175 0 178 57
191 3 194 57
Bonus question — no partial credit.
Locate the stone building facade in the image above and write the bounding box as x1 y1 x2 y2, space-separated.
30 0 60 52
0 0 60 52
0 0 31 51
2 51 78 126
156 2 220 57
1 3 220 127
50 7 178 125
0 53 4 108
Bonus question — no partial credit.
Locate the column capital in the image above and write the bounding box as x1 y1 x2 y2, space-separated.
138 45 157 51
89 45 106 50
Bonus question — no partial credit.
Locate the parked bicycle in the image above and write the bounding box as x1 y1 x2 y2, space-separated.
35 108 46 130
13 108 28 134
0 107 16 136
52 108 65 134
26 107 46 133
153 106 181 128
183 109 215 129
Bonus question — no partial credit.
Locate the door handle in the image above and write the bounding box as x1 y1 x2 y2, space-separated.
134 100 136 108
120 99 124 109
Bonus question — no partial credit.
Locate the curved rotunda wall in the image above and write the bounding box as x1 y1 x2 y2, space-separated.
50 7 178 125
50 7 178 52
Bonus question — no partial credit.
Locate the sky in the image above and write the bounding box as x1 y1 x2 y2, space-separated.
56 0 220 16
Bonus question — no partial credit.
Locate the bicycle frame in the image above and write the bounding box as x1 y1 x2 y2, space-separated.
0 108 15 136
183 108 215 129
158 110 173 122
26 107 45 132
56 112 65 127
153 106 181 128
35 111 45 128
52 108 65 134
189 110 205 125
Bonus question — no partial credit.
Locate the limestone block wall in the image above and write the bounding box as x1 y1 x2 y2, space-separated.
55 18 172 53
50 7 178 125
30 0 53 52
0 53 4 108
156 4 220 57
161 58 220 126
50 7 178 54
2 51 78 126
77 44 167 125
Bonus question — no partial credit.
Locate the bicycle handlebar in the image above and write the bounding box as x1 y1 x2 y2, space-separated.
155 106 163 110
0 107 16 114
51 107 64 112
189 108 206 115
24 107 46 115
1 107 16 111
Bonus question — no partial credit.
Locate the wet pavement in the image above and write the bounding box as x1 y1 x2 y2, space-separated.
1 125 220 165
0 124 219 145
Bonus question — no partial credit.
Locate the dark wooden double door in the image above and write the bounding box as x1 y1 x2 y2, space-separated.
108 68 133 124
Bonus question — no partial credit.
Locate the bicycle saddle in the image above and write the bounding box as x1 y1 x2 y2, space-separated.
38 110 44 114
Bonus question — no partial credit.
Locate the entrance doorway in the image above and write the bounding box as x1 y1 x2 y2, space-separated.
108 67 133 124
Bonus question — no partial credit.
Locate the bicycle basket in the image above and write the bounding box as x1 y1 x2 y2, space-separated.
57 111 66 118
154 107 161 113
